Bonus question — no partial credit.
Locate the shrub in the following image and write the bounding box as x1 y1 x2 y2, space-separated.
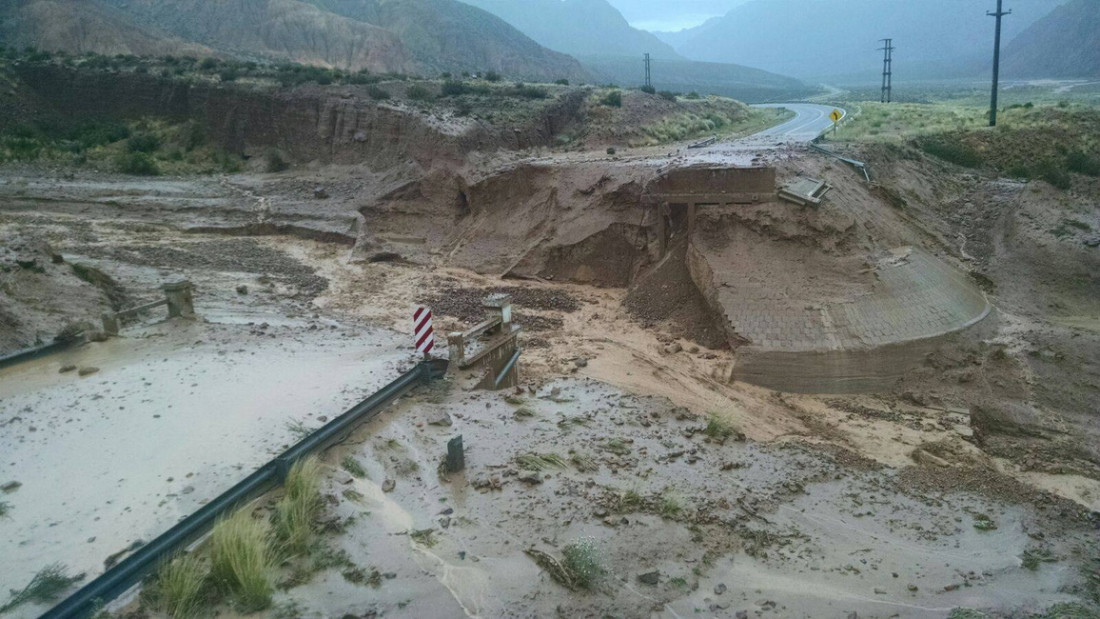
218 68 238 82
441 80 469 96
198 57 218 70
917 137 983 168
150 553 208 619
341 456 367 478
264 150 289 173
685 91 701 100
601 90 622 107
115 152 160 176
1035 159 1072 190
406 84 433 101
658 90 677 102
640 84 656 94
562 539 604 590
606 147 616 155
126 133 160 153
210 510 273 612
1066 150 1100 177
272 457 324 556
554 79 569 86
484 71 502 82
512 85 548 99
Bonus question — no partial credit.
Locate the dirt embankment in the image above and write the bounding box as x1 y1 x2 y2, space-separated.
9 65 589 169
0 232 121 352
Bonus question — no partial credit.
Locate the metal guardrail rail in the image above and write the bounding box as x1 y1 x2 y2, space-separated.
43 358 448 619
0 337 84 371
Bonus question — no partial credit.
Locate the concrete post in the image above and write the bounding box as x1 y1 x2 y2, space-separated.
447 332 466 366
482 294 513 332
162 281 194 318
446 436 465 473
101 312 120 336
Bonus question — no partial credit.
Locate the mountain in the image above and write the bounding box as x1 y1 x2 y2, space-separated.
459 0 680 59
663 0 1072 83
1002 0 1100 78
0 0 589 81
456 0 813 101
581 56 812 102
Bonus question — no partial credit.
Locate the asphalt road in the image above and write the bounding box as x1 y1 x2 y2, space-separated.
752 103 846 142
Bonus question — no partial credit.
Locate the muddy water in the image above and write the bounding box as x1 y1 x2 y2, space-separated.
279 377 1098 618
0 318 418 616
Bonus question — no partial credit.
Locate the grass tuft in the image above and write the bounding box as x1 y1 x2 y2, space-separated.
704 414 740 442
660 493 683 519
570 452 598 473
209 510 274 612
273 457 324 556
517 452 568 471
562 538 605 590
151 552 208 618
341 456 367 479
1 563 84 613
0 500 9 518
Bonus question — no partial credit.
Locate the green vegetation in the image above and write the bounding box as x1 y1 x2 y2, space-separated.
273 457 324 556
1021 548 1056 571
971 513 998 531
614 489 642 512
517 452 568 471
209 510 274 612
0 563 83 613
561 538 605 590
601 90 623 108
0 500 9 517
148 553 208 619
603 438 631 456
569 452 598 472
704 414 739 442
410 528 438 548
341 456 367 478
660 493 683 519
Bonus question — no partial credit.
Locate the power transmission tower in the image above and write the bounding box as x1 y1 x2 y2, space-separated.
879 38 894 103
987 0 1011 126
644 53 652 89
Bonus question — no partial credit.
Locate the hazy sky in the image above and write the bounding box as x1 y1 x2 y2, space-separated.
606 0 749 31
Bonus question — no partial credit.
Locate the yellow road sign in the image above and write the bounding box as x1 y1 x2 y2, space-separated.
830 109 843 123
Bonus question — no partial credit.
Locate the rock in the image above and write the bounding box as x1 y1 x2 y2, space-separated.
901 391 927 406
574 358 588 368
181 486 195 495
88 332 109 343
59 365 77 373
594 508 608 518
236 285 249 295
382 479 396 493
664 342 683 355
1 481 22 493
714 583 727 595
313 186 329 199
907 584 918 592
736 612 749 619
518 473 543 485
78 367 100 377
874 587 886 594
428 412 453 427
637 571 660 585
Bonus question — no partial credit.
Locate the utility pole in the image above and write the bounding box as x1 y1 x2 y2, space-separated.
644 52 652 89
879 38 894 103
988 0 1011 126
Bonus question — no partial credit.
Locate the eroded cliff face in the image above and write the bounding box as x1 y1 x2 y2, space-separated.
12 66 588 169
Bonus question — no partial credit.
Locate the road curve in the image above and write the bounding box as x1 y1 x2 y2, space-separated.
751 103 845 143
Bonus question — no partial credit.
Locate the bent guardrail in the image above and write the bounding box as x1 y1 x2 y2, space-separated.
43 358 448 619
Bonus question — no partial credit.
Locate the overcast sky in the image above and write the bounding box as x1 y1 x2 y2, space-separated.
606 0 750 31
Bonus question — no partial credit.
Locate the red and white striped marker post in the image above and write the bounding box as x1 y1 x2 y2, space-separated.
413 306 434 358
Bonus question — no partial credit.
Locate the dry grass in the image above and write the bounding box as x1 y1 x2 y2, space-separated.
151 553 208 618
517 452 568 471
0 563 83 613
210 510 274 612
273 457 324 557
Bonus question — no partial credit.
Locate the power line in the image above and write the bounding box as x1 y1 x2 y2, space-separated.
879 38 894 103
987 0 1011 126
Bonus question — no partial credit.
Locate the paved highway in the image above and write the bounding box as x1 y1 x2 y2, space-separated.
751 103 845 142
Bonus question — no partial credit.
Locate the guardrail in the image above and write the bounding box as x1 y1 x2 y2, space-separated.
0 337 85 371
44 358 448 619
102 281 194 336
